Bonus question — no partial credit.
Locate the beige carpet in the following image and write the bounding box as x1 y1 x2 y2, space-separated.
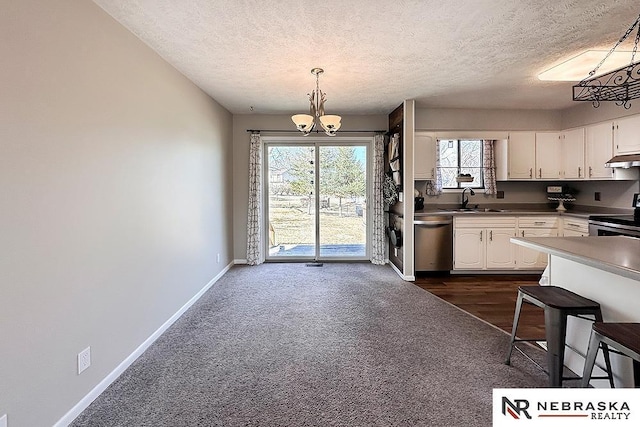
72 263 548 426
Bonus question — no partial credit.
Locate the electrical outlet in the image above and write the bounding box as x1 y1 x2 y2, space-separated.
0 413 7 427
496 190 505 199
216 253 220 263
78 347 91 374
595 192 601 201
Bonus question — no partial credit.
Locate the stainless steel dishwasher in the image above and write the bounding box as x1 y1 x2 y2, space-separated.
414 216 453 271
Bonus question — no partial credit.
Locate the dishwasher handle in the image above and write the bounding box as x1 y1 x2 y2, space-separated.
414 218 453 226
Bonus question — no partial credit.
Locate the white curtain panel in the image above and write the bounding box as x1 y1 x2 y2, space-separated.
425 139 442 196
483 140 497 195
246 133 264 265
371 133 386 265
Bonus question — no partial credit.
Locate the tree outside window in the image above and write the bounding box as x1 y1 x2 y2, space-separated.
438 140 484 189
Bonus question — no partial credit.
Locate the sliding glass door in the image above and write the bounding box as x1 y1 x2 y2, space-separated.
318 145 367 258
265 141 369 261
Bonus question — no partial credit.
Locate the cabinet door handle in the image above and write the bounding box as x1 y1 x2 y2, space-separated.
529 168 532 178
521 230 524 237
431 167 435 178
578 166 581 178
589 166 593 177
534 221 545 225
489 230 493 241
567 223 579 228
539 168 542 178
480 230 483 242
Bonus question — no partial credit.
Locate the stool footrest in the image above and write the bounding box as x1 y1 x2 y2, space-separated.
511 344 546 373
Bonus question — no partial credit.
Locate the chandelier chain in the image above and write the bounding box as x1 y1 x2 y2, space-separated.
632 22 640 64
587 13 640 79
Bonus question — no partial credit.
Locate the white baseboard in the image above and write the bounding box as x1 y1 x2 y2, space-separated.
234 258 248 265
54 261 233 427
389 262 415 281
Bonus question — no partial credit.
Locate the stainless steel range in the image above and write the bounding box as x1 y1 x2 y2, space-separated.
588 193 640 238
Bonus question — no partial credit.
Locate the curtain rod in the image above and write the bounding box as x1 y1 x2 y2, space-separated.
246 129 386 134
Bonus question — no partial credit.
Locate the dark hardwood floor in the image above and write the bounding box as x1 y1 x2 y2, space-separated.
414 273 546 340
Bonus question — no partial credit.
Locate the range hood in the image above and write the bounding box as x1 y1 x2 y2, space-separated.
605 154 640 168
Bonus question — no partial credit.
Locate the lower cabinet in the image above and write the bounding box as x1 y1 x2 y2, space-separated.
561 217 589 236
453 215 562 271
453 227 484 269
453 217 516 270
514 216 559 270
515 228 558 269
487 228 518 269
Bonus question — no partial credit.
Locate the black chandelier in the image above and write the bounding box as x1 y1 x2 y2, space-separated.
573 13 640 109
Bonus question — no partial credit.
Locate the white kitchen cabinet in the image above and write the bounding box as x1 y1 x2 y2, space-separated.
515 216 559 269
454 217 516 270
486 228 517 269
516 216 559 268
535 132 562 179
585 122 614 179
561 217 589 237
453 227 484 269
516 228 558 269
614 114 640 155
414 132 436 180
508 132 535 179
561 128 585 179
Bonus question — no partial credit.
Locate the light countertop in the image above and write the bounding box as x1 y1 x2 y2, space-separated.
511 236 640 282
414 206 631 219
415 209 581 217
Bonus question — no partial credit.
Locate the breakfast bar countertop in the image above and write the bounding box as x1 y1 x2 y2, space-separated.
511 236 640 282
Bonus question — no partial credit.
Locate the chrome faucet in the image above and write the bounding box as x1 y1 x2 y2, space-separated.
461 187 475 209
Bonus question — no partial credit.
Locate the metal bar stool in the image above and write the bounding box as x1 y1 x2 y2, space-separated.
581 322 640 388
505 285 614 388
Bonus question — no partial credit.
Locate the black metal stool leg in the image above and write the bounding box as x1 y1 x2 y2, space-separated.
581 330 602 388
505 291 524 365
593 311 615 388
545 307 567 387
599 343 616 388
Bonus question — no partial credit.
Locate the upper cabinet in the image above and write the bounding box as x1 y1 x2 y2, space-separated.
535 132 562 179
414 132 436 180
585 122 614 179
508 132 535 179
561 128 585 179
614 115 640 155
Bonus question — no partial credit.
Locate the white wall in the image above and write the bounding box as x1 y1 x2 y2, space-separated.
416 108 562 131
0 1 233 425
232 114 387 261
562 101 640 129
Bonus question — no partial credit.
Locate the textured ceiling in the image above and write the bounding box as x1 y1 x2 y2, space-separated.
92 0 640 115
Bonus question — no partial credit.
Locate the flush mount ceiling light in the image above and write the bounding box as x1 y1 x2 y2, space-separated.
538 50 633 81
291 68 342 136
573 13 640 109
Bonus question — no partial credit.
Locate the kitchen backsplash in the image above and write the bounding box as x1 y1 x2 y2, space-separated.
415 179 640 209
